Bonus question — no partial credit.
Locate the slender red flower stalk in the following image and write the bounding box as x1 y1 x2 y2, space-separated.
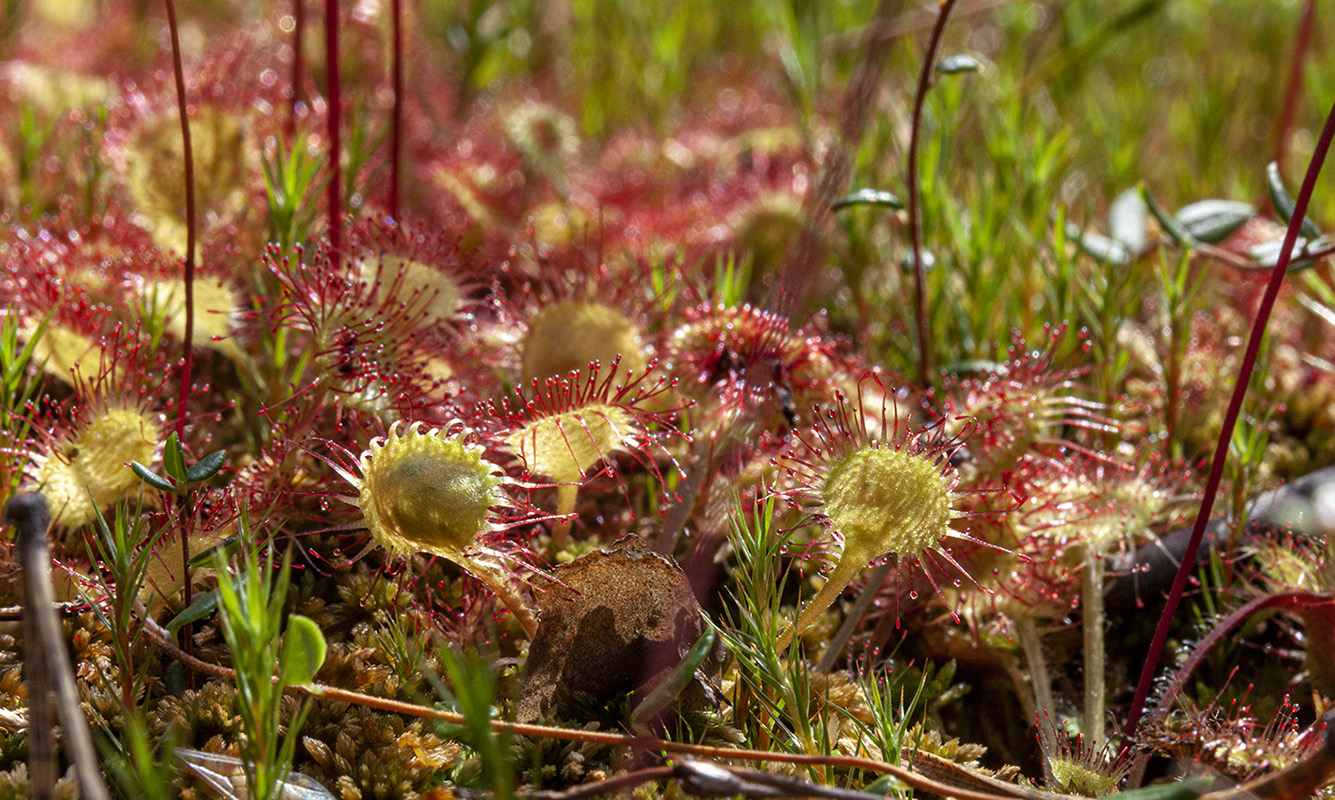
1273 0 1316 168
1124 96 1335 742
325 0 342 253
162 0 195 439
162 0 198 683
906 0 958 389
390 0 402 219
289 0 304 139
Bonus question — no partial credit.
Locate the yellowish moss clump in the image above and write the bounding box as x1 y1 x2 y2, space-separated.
35 405 162 526
521 301 647 384
505 404 635 484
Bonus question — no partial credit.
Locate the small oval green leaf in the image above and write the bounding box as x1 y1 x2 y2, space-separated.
1066 222 1130 264
131 461 176 494
832 188 904 211
935 54 982 74
163 433 188 484
279 615 327 687
186 450 227 484
1267 161 1321 239
1248 237 1318 271
1108 188 1147 251
1175 199 1255 243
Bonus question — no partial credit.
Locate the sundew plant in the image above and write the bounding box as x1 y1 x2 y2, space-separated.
4 1 1335 798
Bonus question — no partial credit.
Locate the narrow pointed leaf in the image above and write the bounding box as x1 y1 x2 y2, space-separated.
1066 221 1131 264
189 533 241 567
1139 185 1194 246
833 188 904 211
1267 161 1321 238
163 433 188 484
166 590 219 634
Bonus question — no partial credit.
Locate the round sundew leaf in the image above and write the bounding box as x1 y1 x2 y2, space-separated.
1267 161 1322 239
521 301 647 384
379 450 495 557
508 404 635 484
820 447 953 559
357 424 505 560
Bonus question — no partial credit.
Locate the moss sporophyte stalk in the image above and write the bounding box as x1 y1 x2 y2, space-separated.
331 421 541 637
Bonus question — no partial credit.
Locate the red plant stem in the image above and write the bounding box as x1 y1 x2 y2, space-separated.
390 0 402 218
163 0 197 687
1273 0 1316 168
288 0 304 139
1123 96 1335 742
906 0 957 389
1149 592 1325 725
325 0 342 253
164 0 195 438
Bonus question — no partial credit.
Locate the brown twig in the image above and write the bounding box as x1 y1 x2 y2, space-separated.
7 494 111 800
906 0 959 390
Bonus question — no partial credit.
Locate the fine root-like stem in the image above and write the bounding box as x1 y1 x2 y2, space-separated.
1014 614 1055 747
1081 547 1106 752
551 482 579 549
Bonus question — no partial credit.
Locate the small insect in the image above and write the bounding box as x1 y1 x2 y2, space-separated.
175 748 335 800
